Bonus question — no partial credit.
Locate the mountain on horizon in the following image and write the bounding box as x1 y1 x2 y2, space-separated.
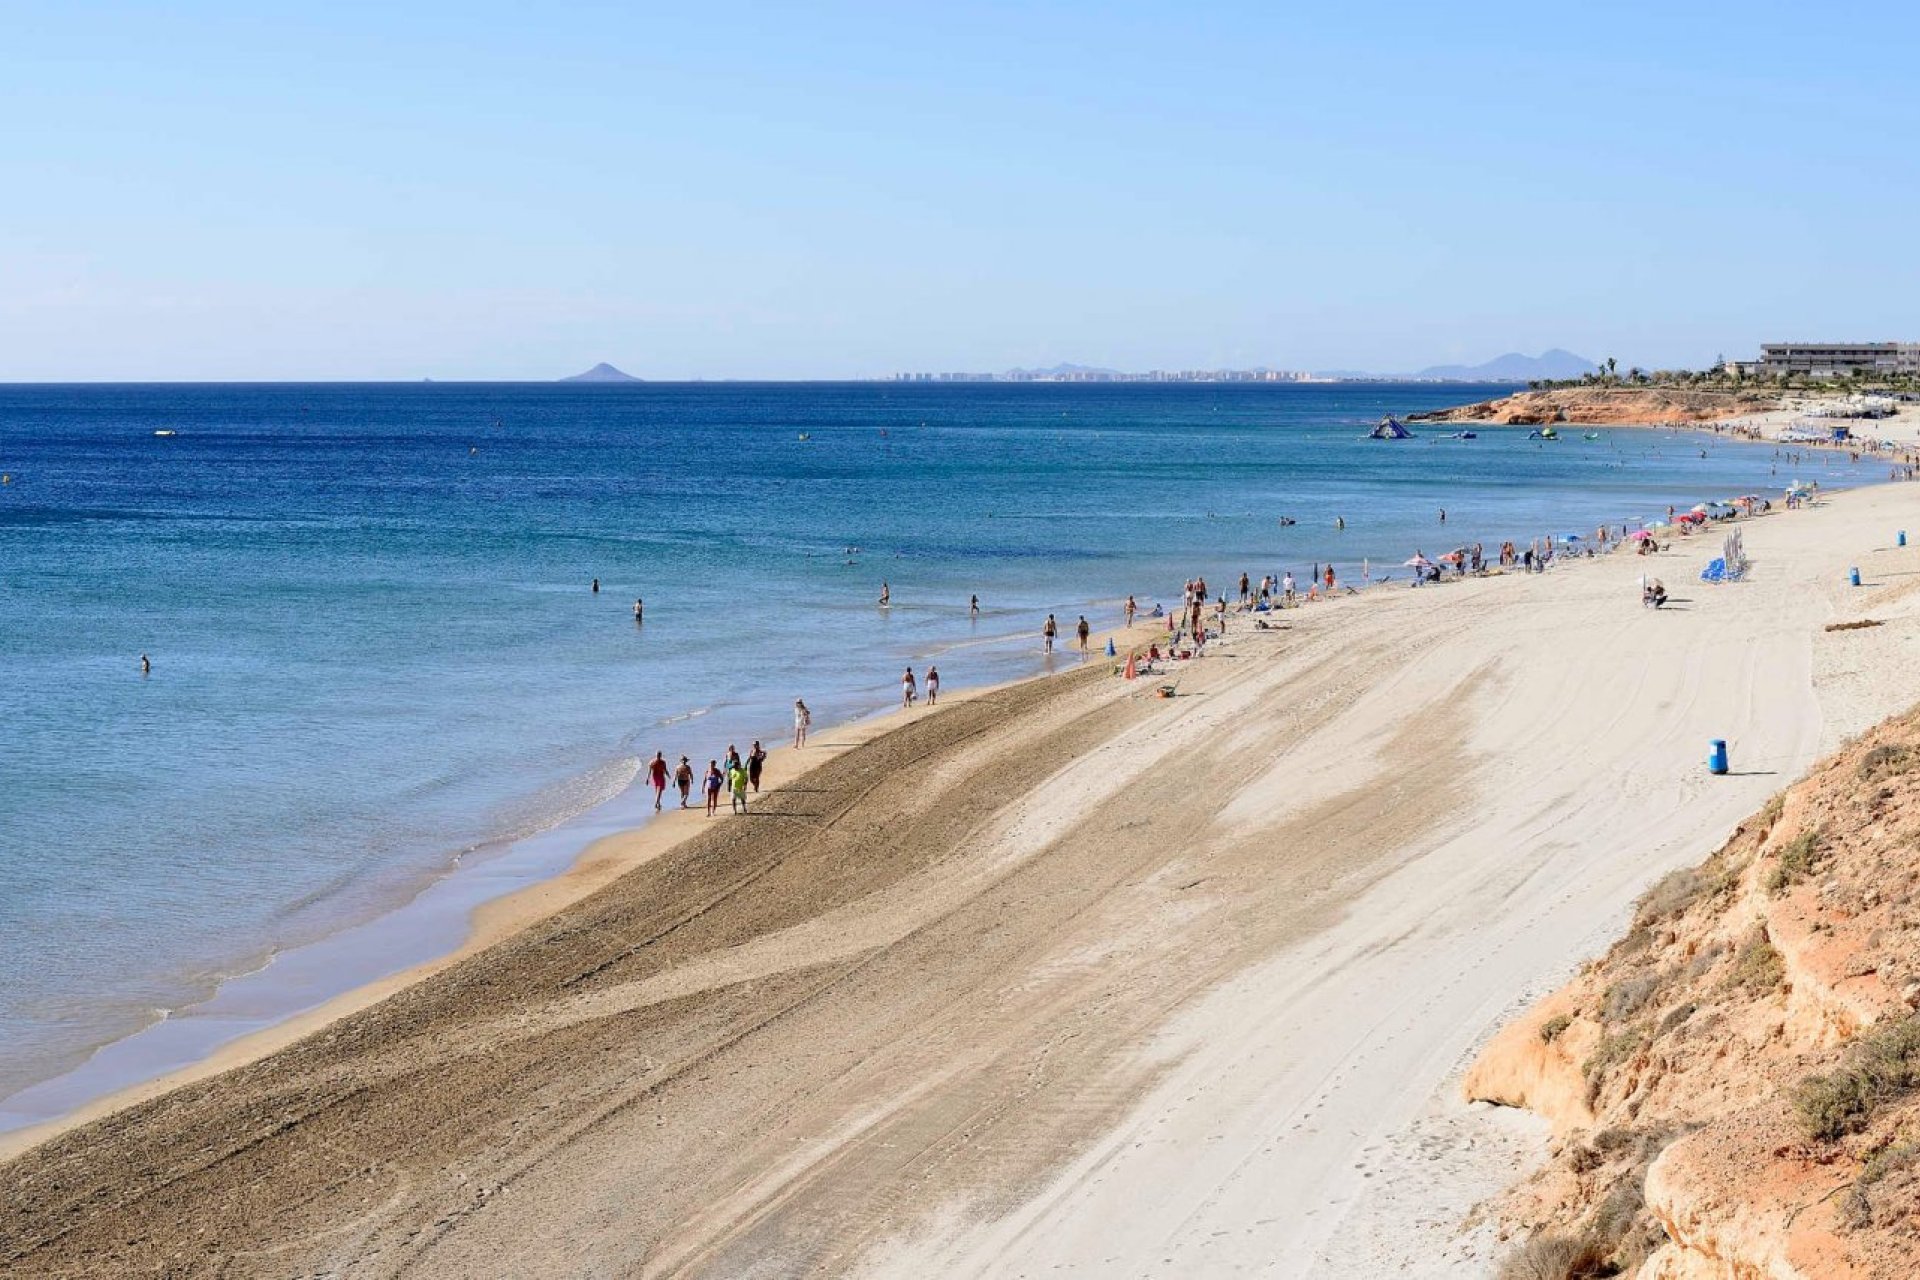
559 362 643 383
1408 349 1596 381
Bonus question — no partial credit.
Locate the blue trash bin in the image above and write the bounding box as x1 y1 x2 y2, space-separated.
1708 739 1729 775
1901 531 1908 548
1851 567 1862 587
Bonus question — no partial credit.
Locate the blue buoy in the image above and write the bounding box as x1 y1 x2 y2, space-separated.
1105 638 1116 657
1850 567 1862 587
1708 739 1729 775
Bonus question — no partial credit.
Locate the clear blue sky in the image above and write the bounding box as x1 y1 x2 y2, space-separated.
4 1 1916 380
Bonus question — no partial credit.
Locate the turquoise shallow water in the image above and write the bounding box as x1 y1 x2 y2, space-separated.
0 381 1834 1123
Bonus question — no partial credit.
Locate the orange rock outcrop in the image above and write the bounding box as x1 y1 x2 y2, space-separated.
1468 713 1920 1278
1408 387 1780 426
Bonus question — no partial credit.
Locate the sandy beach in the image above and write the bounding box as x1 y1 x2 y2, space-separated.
7 474 1920 1277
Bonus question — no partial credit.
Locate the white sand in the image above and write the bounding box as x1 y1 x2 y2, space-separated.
858 480 1920 1278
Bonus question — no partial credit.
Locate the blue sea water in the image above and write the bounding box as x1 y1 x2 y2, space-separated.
0 381 1835 1124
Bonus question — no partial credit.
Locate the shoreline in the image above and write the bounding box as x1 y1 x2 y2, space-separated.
0 424 1844 1159
3 477 1920 1274
0 422 1809 1152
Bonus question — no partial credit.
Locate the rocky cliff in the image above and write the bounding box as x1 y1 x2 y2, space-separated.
1469 710 1920 1278
1408 388 1780 426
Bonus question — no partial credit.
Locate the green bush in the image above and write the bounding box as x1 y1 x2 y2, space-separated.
1792 1015 1920 1141
1541 1014 1572 1044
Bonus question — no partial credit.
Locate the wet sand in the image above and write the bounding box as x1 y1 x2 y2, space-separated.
7 482 1920 1277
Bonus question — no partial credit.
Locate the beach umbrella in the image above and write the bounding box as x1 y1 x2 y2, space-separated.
1691 503 1710 513
1627 529 1655 541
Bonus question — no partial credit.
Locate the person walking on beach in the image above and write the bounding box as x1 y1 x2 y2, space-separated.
1324 564 1335 592
1283 571 1296 604
1238 572 1250 605
902 666 917 707
1076 615 1090 654
648 751 669 811
725 743 741 773
703 760 724 816
1043 614 1057 653
793 699 811 749
747 740 766 792
728 759 750 813
925 665 939 705
674 755 694 808
1124 594 1136 628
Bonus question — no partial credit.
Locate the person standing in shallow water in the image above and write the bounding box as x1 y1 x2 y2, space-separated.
925 665 939 705
592 578 600 593
1043 614 1057 653
1124 595 1136 629
970 594 979 619
633 598 643 623
793 699 811 749
747 740 766 791
902 666 917 708
1076 615 1090 654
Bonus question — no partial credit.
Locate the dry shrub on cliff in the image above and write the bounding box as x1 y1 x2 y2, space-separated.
1634 863 1734 925
1495 1233 1612 1280
1727 927 1784 994
1602 974 1664 1022
1765 827 1823 895
1792 1014 1920 1141
1858 744 1914 784
1842 1140 1920 1231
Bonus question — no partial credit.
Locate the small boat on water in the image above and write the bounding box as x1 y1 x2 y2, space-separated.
153 429 177 437
797 432 811 441
1527 426 1560 441
1366 414 1414 440
1447 430 1477 440
1582 432 1600 441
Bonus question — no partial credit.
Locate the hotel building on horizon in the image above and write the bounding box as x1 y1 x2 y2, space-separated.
1726 342 1920 379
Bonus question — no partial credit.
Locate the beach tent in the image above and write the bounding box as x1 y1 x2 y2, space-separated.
1367 415 1414 440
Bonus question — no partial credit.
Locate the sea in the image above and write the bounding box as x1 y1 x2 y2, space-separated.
0 381 1838 1129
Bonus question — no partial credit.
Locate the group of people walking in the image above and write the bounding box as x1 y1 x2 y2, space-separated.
646 741 768 817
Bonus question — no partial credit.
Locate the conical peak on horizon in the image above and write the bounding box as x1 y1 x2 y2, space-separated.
559 362 643 383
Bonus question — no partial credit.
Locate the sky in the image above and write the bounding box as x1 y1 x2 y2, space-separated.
3 1 1917 380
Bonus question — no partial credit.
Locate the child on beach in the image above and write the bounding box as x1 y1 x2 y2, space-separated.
648 752 669 811
703 760 724 815
793 699 811 748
